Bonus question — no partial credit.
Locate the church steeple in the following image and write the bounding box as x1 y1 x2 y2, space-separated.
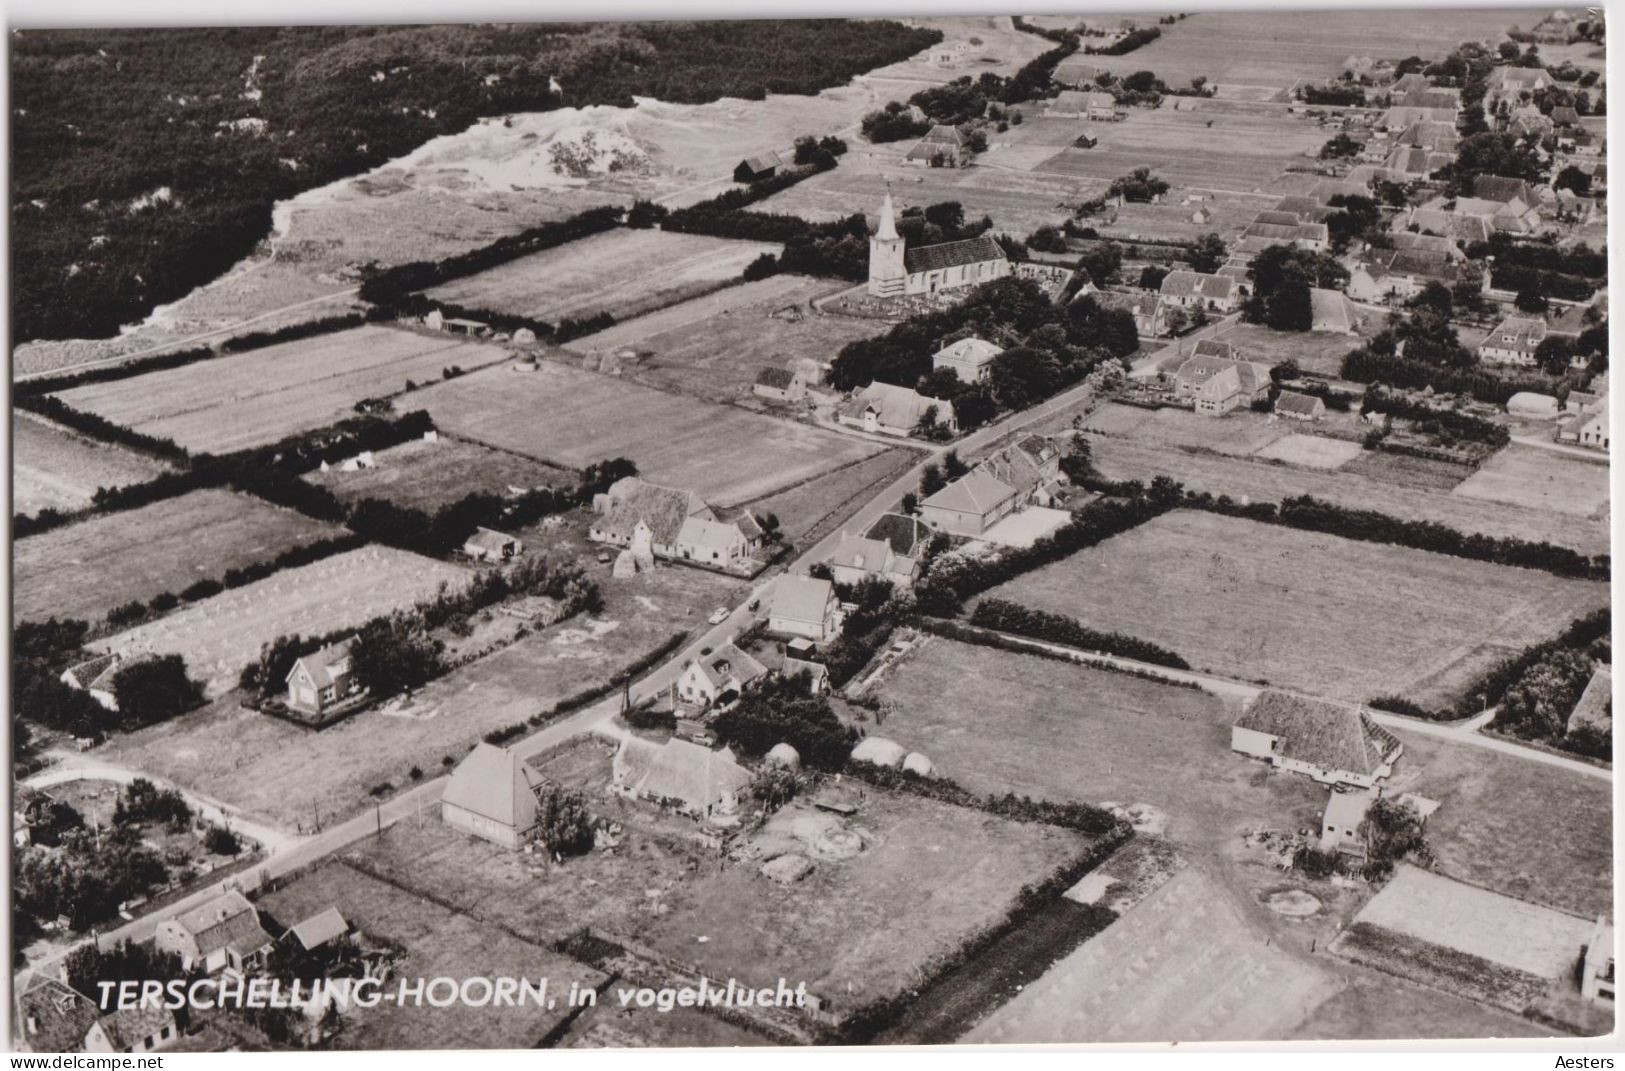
876 187 899 241
867 184 906 299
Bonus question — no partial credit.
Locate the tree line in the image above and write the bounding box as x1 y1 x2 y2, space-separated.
969 597 1190 669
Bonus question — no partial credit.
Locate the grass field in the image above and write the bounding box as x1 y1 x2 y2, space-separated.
731 446 920 544
101 546 740 828
93 545 470 697
1452 444 1610 519
426 229 780 324
303 435 574 511
1253 434 1364 470
255 859 602 1050
14 489 340 624
1208 320 1373 374
54 326 510 454
1082 402 1286 455
567 274 884 402
1384 729 1613 919
636 782 1097 1013
985 510 1610 707
1082 422 1608 554
414 359 883 506
14 412 172 515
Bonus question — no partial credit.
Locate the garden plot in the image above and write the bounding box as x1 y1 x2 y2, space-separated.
986 510 1610 708
93 546 470 697
425 229 780 324
1451 445 1610 519
14 489 341 624
55 326 509 454
304 435 574 512
566 274 885 402
1253 434 1363 470
414 359 883 507
14 411 171 515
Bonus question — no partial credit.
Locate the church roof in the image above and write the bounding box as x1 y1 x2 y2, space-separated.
904 233 1007 275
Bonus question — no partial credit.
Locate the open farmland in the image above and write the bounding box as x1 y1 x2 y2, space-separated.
54 326 509 454
414 360 884 506
637 782 1097 1013
984 510 1610 707
732 446 920 544
255 860 602 1050
101 549 741 828
14 412 171 515
1383 729 1612 919
14 489 340 624
567 274 885 402
92 546 470 697
1076 416 1608 554
426 229 780 324
1452 444 1610 519
304 435 574 511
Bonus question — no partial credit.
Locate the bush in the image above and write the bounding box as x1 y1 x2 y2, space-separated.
202 825 243 856
111 656 205 729
535 785 594 856
970 597 1189 668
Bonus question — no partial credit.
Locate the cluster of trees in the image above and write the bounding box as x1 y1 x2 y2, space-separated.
712 672 855 771
1460 608 1611 757
1083 25 1160 55
969 597 1189 668
16 823 168 932
1343 347 1578 406
1300 82 1367 107
859 100 931 143
1360 386 1509 449
1319 132 1365 159
1323 194 1384 252
1242 245 1347 333
15 21 939 341
13 620 205 740
1105 166 1168 204
113 778 193 829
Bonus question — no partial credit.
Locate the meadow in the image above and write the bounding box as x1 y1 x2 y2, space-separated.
14 412 172 515
303 435 574 512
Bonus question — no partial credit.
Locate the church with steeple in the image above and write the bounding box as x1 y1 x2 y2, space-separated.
867 187 1011 299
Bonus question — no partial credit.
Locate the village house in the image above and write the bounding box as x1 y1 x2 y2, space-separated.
1319 787 1377 858
1091 288 1164 337
1231 690 1404 789
1567 665 1612 737
782 638 830 695
589 476 713 560
1169 343 1273 416
1347 246 1459 303
867 190 1010 299
676 642 769 708
1557 397 1610 451
441 742 547 850
60 653 120 712
1402 204 1492 246
1240 210 1330 252
752 366 806 403
1479 315 1548 366
768 574 841 642
733 151 782 183
14 974 178 1055
1047 90 1119 120
1583 916 1616 1004
932 337 1003 383
1275 391 1327 422
285 637 362 718
1483 64 1551 110
1158 270 1239 314
462 526 524 563
919 466 1019 536
153 890 274 976
673 513 762 570
826 531 918 587
905 124 968 167
838 380 958 437
979 435 1067 505
612 736 752 821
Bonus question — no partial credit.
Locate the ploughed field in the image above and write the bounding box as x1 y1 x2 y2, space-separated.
982 510 1610 708
53 326 509 454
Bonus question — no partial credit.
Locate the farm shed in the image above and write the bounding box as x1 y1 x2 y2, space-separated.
441 743 547 850
733 152 782 183
1274 391 1326 422
1232 691 1403 789
463 526 524 563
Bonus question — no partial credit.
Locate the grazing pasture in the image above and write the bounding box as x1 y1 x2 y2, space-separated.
729 446 920 544
415 359 884 506
637 782 1097 1013
14 412 171 515
14 489 340 624
304 435 574 511
985 510 1609 707
93 546 470 697
54 326 508 454
1451 445 1610 519
256 860 600 1050
425 229 780 324
567 274 884 401
1253 434 1363 470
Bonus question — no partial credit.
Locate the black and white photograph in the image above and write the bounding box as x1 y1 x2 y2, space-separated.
5 2 1617 1055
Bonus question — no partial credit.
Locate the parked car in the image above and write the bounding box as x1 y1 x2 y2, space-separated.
708 607 731 625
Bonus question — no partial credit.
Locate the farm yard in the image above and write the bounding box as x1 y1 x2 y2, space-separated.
1451 445 1611 519
14 411 172 515
566 274 885 402
14 489 341 624
636 782 1099 1014
254 860 602 1050
304 435 574 511
92 546 470 697
414 359 885 506
425 229 780 325
53 326 509 454
983 510 1610 708
100 553 741 828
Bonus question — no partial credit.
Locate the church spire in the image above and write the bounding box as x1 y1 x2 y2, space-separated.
876 186 899 242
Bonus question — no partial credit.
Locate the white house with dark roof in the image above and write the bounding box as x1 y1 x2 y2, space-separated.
826 532 918 587
14 973 178 1055
441 742 547 850
867 190 1010 298
1047 90 1118 120
1232 690 1403 788
1274 391 1326 422
589 476 714 559
285 637 362 718
905 124 968 167
752 366 805 403
838 381 957 437
768 574 841 642
1159 270 1239 313
676 642 769 708
1170 348 1273 415
933 337 1003 383
674 514 761 569
153 890 274 976
1479 315 1548 366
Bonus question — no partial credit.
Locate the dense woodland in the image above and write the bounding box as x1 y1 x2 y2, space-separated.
12 20 939 341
